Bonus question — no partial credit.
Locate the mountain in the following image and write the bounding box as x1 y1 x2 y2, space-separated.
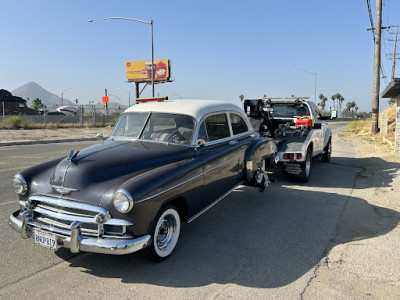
11 82 73 108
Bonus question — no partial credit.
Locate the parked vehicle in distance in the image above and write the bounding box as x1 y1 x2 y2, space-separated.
45 111 65 116
9 98 276 260
244 97 331 182
56 105 78 116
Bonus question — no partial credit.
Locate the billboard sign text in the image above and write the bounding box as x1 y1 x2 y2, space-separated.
126 59 170 82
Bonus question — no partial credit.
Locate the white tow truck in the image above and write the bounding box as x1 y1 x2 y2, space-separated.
244 97 332 182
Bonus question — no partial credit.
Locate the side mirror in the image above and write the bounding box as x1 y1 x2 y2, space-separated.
96 133 104 141
197 139 206 147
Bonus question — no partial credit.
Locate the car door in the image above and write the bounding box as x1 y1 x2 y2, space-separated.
195 112 244 209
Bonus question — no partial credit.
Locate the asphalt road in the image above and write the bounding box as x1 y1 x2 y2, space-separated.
0 122 373 299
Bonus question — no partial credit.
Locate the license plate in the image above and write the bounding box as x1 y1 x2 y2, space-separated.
34 229 57 250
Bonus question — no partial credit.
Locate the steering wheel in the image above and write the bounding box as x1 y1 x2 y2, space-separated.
167 130 184 143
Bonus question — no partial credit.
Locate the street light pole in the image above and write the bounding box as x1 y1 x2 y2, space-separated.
118 88 131 106
89 17 155 97
295 69 317 103
61 88 70 107
151 20 154 98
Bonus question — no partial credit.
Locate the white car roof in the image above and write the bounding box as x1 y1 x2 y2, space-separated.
124 99 244 121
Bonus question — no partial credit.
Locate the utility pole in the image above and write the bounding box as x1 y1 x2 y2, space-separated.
105 88 108 117
391 25 399 81
371 0 382 134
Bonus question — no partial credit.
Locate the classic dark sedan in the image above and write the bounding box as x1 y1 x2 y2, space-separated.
9 98 276 260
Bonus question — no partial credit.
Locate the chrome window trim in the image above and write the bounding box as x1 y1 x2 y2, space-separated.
229 112 251 136
110 111 197 146
226 112 234 137
193 110 253 147
109 111 150 140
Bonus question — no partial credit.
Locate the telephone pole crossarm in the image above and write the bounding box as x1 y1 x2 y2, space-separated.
391 25 399 81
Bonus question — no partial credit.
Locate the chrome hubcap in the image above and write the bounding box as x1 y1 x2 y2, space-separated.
156 215 177 251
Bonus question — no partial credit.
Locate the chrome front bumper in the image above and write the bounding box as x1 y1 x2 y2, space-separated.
9 210 151 255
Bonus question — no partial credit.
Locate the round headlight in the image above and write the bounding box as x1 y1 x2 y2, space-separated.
113 189 133 213
13 174 28 195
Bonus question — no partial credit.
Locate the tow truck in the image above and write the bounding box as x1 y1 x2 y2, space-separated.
243 97 331 182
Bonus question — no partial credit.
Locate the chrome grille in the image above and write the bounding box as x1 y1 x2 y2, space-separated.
20 196 132 239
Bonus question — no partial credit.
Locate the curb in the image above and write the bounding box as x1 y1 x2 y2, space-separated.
0 138 98 147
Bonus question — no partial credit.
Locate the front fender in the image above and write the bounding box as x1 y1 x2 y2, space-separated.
324 127 332 147
18 157 65 201
112 157 201 236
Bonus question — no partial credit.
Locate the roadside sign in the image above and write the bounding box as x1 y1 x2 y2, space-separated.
102 96 109 103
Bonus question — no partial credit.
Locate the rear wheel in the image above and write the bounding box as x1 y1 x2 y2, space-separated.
321 138 331 163
147 205 181 261
299 149 312 182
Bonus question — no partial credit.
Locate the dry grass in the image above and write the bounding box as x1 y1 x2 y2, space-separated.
347 119 371 134
345 103 396 151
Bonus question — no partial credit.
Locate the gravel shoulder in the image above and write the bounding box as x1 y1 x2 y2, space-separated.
303 132 400 299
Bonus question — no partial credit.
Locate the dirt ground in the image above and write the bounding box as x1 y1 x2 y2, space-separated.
304 132 400 299
0 127 113 143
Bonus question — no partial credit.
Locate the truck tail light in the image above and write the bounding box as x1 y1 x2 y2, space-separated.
283 153 302 160
283 153 295 160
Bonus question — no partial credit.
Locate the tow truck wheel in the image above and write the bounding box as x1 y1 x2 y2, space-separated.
321 138 331 163
299 149 312 182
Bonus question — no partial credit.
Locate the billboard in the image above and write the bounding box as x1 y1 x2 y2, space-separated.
126 59 170 82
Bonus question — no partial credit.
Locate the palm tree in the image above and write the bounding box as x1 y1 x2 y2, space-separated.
318 94 327 113
322 96 328 113
355 106 359 116
239 95 244 102
331 93 344 117
346 102 352 111
331 95 336 111
338 94 344 117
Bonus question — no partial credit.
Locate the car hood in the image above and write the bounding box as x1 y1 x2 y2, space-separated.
41 140 194 205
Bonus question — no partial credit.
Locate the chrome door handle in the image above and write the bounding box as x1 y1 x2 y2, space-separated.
229 140 238 146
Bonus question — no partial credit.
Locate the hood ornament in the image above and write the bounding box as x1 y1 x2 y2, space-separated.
52 185 78 195
67 150 79 161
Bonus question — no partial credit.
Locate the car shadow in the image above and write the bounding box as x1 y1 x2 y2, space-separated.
55 153 400 288
276 156 400 190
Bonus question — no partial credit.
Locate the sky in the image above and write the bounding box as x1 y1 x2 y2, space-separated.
1 0 399 112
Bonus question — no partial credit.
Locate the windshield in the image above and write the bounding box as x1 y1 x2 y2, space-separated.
110 112 195 145
269 103 310 118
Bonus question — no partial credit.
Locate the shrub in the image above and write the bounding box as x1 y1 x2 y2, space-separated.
3 116 31 129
